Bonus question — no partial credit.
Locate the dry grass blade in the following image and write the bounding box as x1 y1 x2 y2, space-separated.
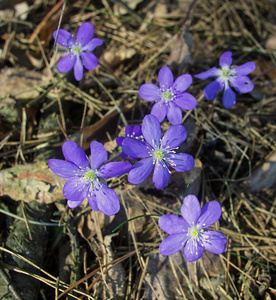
56 250 136 299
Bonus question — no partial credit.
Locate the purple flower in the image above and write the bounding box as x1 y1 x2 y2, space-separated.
159 195 227 262
53 22 103 81
194 51 256 108
48 141 132 216
139 66 197 125
116 125 143 160
122 114 195 189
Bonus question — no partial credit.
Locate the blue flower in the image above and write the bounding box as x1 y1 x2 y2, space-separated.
48 141 132 216
194 51 256 108
116 125 143 160
159 195 227 262
121 114 195 189
139 66 197 125
53 22 103 81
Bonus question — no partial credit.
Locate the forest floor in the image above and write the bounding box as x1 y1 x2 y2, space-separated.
0 0 276 299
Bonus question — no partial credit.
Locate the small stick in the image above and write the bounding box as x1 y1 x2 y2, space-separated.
29 0 64 43
54 0 67 52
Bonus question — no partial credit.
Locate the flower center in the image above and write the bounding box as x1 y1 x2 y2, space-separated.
84 170 97 182
163 91 171 99
190 227 199 238
148 141 178 169
154 149 164 160
188 225 203 242
71 45 81 55
222 69 229 77
161 88 174 103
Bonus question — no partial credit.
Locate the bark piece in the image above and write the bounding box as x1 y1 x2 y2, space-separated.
144 251 226 299
92 234 126 299
0 201 54 300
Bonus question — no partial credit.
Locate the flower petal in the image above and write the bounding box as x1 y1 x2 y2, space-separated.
159 233 188 256
230 75 254 93
67 199 83 208
63 177 88 201
172 74 192 94
122 138 150 158
132 125 143 137
87 193 99 211
152 162 171 189
48 159 79 179
167 153 195 172
76 22 94 46
62 141 90 168
139 83 161 102
197 201 222 228
121 152 128 160
203 79 223 100
94 184 120 216
90 141 108 169
128 157 153 184
74 55 83 81
174 93 197 110
125 125 132 136
142 114 162 148
222 83 236 108
203 231 227 254
98 162 133 179
57 54 76 73
158 215 189 234
184 238 205 262
181 195 201 225
151 101 168 123
81 52 98 70
158 66 174 90
82 38 103 51
53 29 75 47
161 124 187 150
219 51 232 68
167 102 183 125
194 67 220 80
116 136 125 146
231 62 256 75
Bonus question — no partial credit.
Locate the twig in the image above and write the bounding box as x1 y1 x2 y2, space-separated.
29 0 64 43
252 64 276 83
53 0 67 51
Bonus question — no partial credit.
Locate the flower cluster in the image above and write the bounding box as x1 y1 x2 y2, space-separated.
53 22 103 81
48 22 261 263
159 195 227 261
194 51 256 108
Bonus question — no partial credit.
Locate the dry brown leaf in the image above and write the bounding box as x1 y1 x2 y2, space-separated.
265 35 276 51
0 67 43 100
167 32 193 65
102 48 136 70
0 161 65 203
244 152 276 192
